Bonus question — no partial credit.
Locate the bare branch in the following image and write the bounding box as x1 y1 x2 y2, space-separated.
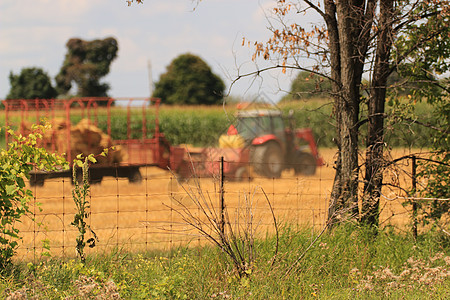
303 0 326 18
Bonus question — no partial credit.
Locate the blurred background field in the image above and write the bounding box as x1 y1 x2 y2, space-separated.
15 148 420 260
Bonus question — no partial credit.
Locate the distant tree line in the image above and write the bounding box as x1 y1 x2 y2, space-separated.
152 53 225 105
5 39 225 106
282 70 445 102
7 37 118 101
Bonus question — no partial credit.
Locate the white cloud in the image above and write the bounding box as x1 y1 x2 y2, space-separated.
0 28 70 82
0 1 294 101
114 37 149 72
0 0 94 24
252 0 277 24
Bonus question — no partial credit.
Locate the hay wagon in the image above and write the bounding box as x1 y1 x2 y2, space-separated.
3 97 185 186
3 97 323 185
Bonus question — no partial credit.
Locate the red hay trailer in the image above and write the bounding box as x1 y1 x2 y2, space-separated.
3 97 323 185
3 97 185 185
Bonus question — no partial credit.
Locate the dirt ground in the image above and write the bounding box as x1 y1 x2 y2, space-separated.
16 148 416 260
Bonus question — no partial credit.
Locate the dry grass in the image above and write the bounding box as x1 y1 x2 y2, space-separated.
15 148 419 260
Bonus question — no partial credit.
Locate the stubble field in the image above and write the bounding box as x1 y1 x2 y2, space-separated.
16 148 415 260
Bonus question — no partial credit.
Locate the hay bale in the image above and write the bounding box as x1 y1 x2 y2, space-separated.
41 118 68 149
19 120 34 136
50 118 67 130
68 119 124 165
110 145 128 163
36 118 127 166
71 119 103 148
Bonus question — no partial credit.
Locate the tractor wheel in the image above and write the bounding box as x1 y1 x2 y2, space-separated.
294 152 316 176
251 142 283 179
233 166 252 182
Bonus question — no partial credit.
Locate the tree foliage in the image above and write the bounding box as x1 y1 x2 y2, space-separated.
153 53 225 105
414 95 450 227
55 37 118 98
6 67 57 100
246 0 449 227
391 2 450 226
391 5 450 102
126 0 143 5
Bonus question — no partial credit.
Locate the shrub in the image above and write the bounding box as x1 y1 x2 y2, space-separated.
0 124 67 270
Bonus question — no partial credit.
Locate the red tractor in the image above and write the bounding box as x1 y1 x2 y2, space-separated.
219 109 323 179
186 108 323 180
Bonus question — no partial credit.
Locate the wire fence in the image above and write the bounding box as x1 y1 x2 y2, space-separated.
18 161 331 261
3 100 447 264
14 149 449 263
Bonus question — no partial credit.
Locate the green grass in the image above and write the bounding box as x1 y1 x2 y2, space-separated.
1 225 449 299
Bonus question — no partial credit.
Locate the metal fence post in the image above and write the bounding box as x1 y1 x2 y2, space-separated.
220 156 225 237
411 155 418 239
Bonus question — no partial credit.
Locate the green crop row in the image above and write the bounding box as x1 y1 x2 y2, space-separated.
0 101 438 149
91 106 232 146
281 99 438 148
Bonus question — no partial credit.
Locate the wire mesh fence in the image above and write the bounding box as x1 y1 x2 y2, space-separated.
18 159 333 261
3 99 447 267
14 148 448 263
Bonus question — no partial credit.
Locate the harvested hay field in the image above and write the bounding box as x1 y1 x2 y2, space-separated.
16 148 417 260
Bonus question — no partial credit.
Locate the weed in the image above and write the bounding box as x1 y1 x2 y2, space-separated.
71 154 99 264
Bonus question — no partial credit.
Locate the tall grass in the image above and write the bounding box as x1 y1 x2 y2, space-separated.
1 225 449 299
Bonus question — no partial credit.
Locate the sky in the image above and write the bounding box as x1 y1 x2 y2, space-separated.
0 0 310 103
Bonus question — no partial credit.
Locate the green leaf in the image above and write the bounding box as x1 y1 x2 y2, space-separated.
76 160 83 168
5 184 18 195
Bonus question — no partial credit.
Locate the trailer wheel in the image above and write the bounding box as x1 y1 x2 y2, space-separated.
128 168 143 183
90 176 103 185
251 142 283 179
30 176 44 187
294 152 316 176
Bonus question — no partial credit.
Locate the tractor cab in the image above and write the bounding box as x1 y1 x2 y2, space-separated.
233 110 287 147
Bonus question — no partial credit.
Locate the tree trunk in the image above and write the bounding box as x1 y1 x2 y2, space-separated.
328 0 368 224
324 0 344 225
362 0 394 226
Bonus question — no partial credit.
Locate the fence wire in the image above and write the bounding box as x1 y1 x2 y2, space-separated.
14 151 449 263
